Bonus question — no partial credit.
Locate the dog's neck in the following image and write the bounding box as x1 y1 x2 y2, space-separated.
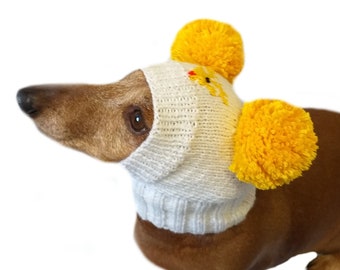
130 177 255 234
122 61 256 234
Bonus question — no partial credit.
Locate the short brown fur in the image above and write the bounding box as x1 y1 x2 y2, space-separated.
17 70 340 269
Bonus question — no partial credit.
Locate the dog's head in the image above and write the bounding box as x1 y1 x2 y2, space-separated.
17 19 318 191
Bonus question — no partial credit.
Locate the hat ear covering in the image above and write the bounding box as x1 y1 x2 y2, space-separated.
171 19 244 83
229 100 318 190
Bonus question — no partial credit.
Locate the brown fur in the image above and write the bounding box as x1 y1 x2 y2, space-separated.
17 70 340 269
17 70 153 161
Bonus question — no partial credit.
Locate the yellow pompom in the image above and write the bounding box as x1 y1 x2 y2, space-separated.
229 100 318 190
171 19 244 83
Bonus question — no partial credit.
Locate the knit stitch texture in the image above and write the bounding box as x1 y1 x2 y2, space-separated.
122 61 256 234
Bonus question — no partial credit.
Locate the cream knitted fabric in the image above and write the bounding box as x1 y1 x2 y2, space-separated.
122 60 256 234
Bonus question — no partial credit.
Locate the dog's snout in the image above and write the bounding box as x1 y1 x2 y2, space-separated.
17 87 41 117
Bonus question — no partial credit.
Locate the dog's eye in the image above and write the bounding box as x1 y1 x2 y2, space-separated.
126 107 148 134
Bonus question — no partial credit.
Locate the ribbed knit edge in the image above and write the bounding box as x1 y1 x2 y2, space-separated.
132 179 256 234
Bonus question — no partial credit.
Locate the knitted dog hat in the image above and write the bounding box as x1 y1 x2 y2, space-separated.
122 19 318 234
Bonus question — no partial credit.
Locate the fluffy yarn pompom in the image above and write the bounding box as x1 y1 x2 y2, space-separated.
230 100 318 190
171 19 244 83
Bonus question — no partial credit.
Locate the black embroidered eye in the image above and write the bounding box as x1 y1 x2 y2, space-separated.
205 77 211 83
125 106 148 134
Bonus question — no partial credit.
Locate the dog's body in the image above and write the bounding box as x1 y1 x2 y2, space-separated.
17 70 340 269
135 107 340 269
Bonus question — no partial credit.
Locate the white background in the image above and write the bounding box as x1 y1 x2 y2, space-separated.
1 0 339 269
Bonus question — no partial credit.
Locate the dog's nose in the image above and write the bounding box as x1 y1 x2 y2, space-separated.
17 87 40 117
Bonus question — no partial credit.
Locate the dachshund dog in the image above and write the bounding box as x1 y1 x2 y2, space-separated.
17 19 340 270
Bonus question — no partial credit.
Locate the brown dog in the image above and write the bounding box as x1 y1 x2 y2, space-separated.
17 69 340 270
17 19 340 269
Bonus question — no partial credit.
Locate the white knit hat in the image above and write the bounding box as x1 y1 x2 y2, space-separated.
122 60 256 234
121 19 318 234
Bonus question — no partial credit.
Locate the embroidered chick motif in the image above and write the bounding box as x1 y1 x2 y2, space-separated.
188 66 228 105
